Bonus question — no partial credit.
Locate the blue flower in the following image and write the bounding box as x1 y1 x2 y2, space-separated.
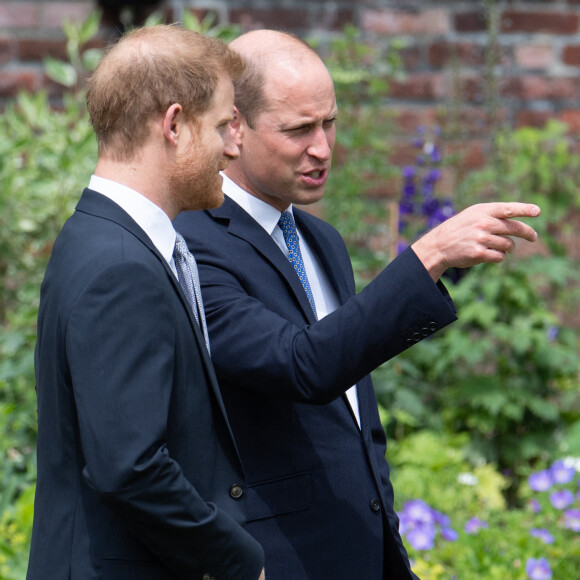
440 527 458 541
464 517 488 534
530 528 555 544
407 524 436 550
563 508 580 531
549 459 575 484
546 326 559 342
549 488 574 510
528 470 553 492
525 557 552 580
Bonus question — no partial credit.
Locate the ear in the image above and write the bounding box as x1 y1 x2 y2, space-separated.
162 103 183 146
229 106 245 147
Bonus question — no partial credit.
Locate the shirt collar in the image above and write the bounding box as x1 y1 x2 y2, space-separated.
221 172 292 236
88 175 176 267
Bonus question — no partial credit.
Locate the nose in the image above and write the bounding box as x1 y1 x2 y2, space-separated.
306 126 332 161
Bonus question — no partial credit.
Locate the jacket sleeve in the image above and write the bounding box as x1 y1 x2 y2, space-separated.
66 259 264 580
182 216 457 405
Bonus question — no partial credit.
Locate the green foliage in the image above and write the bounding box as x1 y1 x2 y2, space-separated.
44 10 101 88
457 120 580 253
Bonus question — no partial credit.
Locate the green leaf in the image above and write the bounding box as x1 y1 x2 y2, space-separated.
81 48 102 72
44 57 77 87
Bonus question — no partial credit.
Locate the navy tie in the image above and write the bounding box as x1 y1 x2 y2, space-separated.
173 232 210 354
278 211 317 318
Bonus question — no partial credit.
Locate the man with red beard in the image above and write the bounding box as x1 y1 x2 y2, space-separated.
27 25 265 580
174 29 540 580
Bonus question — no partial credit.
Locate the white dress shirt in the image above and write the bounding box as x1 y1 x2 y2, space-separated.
89 175 179 277
222 173 361 427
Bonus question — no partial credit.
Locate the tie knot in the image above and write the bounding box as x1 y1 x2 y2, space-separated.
278 211 296 235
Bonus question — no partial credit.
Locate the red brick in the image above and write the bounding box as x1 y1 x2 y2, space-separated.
0 2 41 28
502 76 579 100
559 109 580 133
230 9 310 31
399 45 422 72
500 11 579 34
314 8 355 31
362 9 449 35
388 73 446 100
0 36 12 64
18 38 67 61
0 68 40 96
515 110 552 128
454 11 488 33
514 44 555 69
428 41 487 68
563 45 580 66
390 107 439 134
42 2 94 29
436 107 509 137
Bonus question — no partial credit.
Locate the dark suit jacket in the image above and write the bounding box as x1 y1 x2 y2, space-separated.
174 196 457 579
27 189 264 580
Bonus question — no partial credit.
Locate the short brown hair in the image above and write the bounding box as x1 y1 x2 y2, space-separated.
86 24 244 161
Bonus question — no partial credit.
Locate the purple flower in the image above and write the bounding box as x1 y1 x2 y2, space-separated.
404 499 435 525
563 508 580 532
549 488 574 510
549 459 575 484
406 523 436 550
422 197 439 216
525 557 552 580
546 326 559 342
430 146 442 164
529 498 542 514
432 510 450 528
440 527 458 541
399 198 414 215
402 166 415 180
464 517 488 534
530 528 555 544
528 470 553 492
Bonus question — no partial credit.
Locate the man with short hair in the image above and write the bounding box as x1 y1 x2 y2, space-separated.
175 29 539 579
28 25 265 580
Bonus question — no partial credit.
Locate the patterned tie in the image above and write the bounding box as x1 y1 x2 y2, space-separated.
278 211 317 318
173 232 210 354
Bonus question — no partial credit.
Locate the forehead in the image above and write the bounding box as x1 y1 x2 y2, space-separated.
260 61 337 124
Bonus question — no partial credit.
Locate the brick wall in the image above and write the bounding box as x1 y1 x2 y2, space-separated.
1 0 579 174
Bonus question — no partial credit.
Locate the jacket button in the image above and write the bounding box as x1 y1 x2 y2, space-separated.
202 575 216 580
429 321 438 332
229 484 244 499
370 498 381 512
412 332 422 342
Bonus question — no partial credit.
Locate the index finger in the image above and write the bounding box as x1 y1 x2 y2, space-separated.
485 202 541 219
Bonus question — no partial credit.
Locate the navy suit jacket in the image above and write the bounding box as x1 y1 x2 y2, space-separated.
28 189 264 580
174 196 457 579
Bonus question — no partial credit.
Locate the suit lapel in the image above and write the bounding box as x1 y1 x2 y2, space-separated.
294 209 354 304
210 197 318 324
296 209 372 432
